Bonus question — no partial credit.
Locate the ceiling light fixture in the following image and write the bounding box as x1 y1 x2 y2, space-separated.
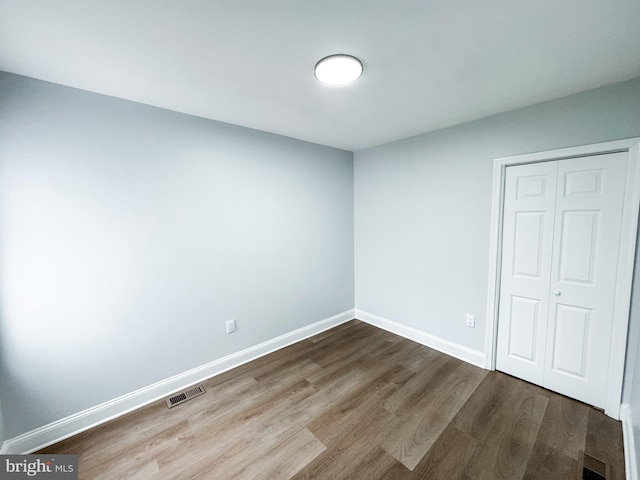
314 54 363 86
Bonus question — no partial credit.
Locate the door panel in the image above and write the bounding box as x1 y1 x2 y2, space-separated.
557 210 599 284
512 212 545 278
564 169 603 197
544 152 627 408
550 303 590 377
496 162 557 385
507 295 540 362
516 174 549 198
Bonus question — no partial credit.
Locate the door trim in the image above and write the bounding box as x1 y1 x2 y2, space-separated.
485 138 640 419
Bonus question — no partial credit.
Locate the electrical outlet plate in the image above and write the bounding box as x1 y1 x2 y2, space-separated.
226 319 236 334
466 314 475 328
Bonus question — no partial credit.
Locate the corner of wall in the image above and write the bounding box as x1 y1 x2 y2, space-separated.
355 309 486 368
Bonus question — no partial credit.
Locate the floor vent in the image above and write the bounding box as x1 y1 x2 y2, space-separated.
579 452 609 480
166 385 206 408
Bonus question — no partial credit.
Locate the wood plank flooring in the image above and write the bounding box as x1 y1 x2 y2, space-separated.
39 320 625 479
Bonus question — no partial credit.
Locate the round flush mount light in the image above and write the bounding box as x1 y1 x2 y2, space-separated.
314 54 363 86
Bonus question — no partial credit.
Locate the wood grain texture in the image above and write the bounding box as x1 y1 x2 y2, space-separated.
233 428 326 480
38 320 625 479
382 361 487 470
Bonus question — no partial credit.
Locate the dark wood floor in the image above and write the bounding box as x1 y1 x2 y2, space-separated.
39 320 625 479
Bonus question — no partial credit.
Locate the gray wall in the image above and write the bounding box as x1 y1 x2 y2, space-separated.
0 72 354 439
354 77 640 352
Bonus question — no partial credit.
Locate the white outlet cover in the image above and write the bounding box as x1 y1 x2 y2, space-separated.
226 319 236 334
466 314 475 328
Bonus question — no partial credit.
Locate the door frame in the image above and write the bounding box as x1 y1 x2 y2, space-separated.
485 137 640 419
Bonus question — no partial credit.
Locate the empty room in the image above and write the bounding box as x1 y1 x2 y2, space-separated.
1 1 640 479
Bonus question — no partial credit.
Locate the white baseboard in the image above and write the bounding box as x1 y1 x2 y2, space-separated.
621 403 638 480
355 309 486 368
1 309 355 455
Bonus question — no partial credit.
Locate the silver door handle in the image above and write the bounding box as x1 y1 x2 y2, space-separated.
553 290 561 296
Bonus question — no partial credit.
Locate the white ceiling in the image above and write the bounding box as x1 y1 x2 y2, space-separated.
1 1 639 151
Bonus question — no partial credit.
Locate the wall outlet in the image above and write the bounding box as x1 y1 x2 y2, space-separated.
466 314 475 328
226 319 236 334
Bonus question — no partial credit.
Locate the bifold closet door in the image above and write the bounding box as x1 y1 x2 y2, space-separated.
496 152 627 408
496 161 557 386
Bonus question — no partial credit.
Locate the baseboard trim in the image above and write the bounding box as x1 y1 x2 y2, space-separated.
1 309 355 455
621 403 638 480
355 309 486 368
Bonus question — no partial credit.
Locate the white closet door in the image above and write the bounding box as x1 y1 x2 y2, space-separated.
496 161 557 385
543 152 627 408
497 152 628 409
